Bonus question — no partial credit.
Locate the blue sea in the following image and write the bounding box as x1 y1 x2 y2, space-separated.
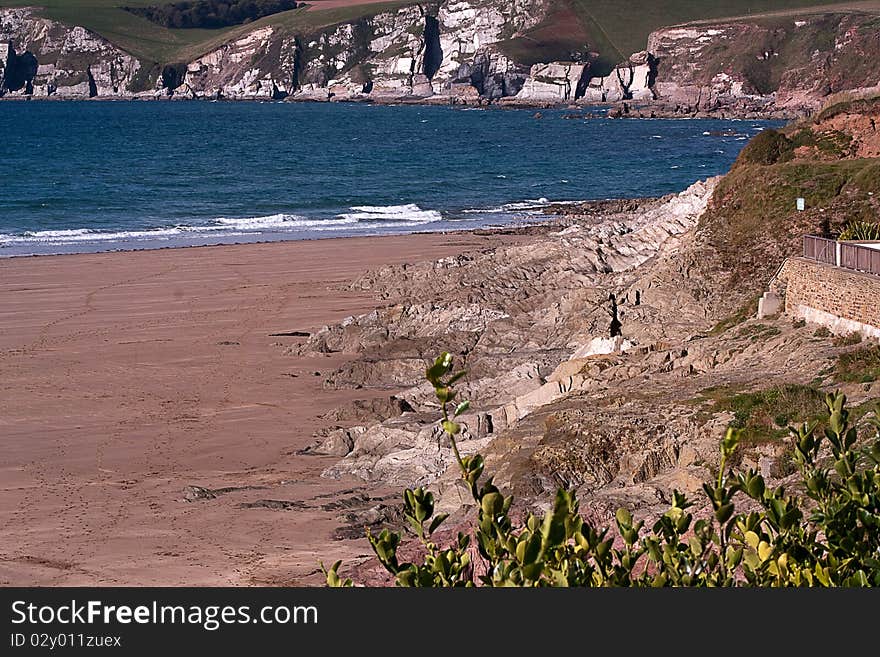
0 101 778 256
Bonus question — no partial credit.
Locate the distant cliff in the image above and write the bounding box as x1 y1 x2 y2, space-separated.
0 8 143 97
1 3 879 113
647 13 880 114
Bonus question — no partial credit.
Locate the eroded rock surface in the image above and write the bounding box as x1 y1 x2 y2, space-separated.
295 180 717 494
294 173 879 527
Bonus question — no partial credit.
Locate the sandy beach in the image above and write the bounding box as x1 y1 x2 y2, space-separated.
0 232 527 585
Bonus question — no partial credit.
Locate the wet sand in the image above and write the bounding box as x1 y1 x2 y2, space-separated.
0 232 524 585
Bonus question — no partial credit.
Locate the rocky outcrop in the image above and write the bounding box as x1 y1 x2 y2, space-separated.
513 62 588 103
295 172 879 525
176 0 544 101
572 51 658 104
646 13 880 113
295 179 719 491
0 7 144 98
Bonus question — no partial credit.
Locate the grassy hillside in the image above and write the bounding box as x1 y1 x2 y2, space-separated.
571 0 880 62
498 0 871 74
696 95 880 307
0 0 872 67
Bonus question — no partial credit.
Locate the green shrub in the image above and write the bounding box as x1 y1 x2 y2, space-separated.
836 345 880 384
736 129 794 166
839 220 880 241
710 384 826 443
788 128 853 158
325 354 880 587
126 0 301 29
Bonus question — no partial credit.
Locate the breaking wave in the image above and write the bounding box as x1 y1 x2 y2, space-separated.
337 204 443 223
460 198 550 214
0 213 361 248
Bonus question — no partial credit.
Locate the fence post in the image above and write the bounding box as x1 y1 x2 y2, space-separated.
836 241 841 267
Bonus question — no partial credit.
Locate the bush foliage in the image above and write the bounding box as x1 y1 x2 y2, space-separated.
839 220 880 241
325 353 880 587
736 129 794 166
126 0 300 29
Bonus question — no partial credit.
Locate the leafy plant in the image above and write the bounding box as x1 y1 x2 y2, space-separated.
325 354 880 587
839 220 880 241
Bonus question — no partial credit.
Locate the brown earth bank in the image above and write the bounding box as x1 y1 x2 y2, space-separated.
0 231 534 586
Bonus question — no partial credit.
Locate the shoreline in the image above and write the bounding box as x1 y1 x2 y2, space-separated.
0 220 555 260
0 230 539 585
0 93 808 120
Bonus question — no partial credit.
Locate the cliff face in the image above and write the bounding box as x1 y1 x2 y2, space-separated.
178 0 545 100
0 7 144 98
1 4 879 107
0 1 551 101
648 13 880 112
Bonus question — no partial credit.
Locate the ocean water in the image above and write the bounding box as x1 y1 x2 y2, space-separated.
0 101 779 256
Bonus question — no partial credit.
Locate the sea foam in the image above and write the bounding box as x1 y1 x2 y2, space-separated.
338 204 442 223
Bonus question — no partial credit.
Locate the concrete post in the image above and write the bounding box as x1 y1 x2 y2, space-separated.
757 291 781 319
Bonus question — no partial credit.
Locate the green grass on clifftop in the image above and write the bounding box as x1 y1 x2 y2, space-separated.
496 0 863 75
0 0 865 68
0 0 416 63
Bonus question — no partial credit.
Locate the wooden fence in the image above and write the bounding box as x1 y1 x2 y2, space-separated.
802 235 837 265
802 235 880 276
840 242 880 276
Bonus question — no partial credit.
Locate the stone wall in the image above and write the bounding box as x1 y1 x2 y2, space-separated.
778 257 880 338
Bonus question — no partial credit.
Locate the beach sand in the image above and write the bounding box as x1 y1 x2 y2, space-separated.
0 232 527 585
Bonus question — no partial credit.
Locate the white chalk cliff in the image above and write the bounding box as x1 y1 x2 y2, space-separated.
2 3 878 107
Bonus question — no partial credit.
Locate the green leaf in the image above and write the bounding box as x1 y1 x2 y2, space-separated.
441 420 460 436
426 353 453 382
429 513 449 535
481 491 504 517
746 475 765 500
715 503 735 525
453 400 471 417
447 371 467 386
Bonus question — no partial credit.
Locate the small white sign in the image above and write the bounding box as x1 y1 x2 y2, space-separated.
796 197 805 211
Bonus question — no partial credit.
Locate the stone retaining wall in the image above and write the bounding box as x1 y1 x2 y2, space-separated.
777 257 880 337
